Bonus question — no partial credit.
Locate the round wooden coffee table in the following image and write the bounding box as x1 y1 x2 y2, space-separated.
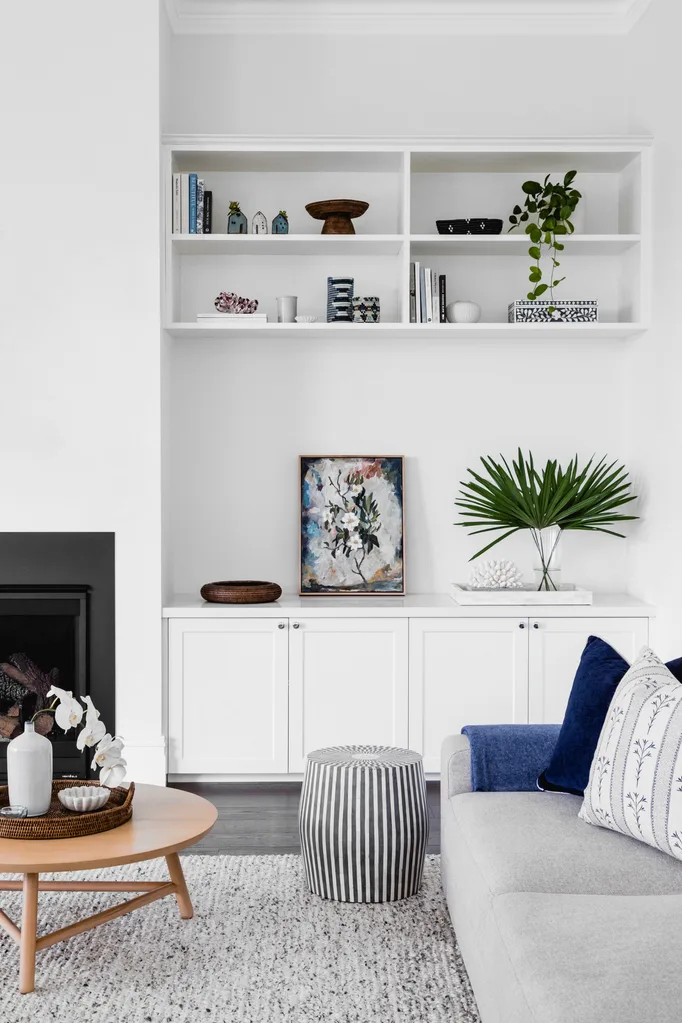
0 784 216 994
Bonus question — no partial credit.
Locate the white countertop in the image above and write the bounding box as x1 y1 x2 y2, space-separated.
163 592 655 619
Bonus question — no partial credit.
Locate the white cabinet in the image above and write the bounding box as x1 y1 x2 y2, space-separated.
527 617 648 724
409 619 529 773
288 618 409 773
409 616 650 773
164 598 653 778
168 618 289 774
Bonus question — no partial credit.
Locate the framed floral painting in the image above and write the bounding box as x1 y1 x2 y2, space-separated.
300 455 405 595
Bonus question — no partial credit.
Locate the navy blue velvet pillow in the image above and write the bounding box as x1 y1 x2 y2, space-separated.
539 637 682 796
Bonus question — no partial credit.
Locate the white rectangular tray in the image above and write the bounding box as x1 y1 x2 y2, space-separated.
450 583 593 606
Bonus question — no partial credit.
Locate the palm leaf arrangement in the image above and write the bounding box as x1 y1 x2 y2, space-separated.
455 450 638 590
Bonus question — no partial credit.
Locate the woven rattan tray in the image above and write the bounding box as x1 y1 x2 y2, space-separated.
0 780 134 840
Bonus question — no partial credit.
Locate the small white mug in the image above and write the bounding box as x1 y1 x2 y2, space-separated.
277 296 298 323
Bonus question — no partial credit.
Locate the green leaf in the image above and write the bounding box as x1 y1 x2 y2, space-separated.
513 205 522 215
527 292 537 300
522 180 542 195
509 215 517 224
554 224 567 235
535 283 549 295
528 246 541 260
527 202 537 213
560 206 571 220
564 170 577 186
520 212 529 221
554 241 564 251
529 271 542 283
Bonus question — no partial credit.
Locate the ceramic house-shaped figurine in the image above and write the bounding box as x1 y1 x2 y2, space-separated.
272 210 289 234
227 201 248 234
252 211 268 234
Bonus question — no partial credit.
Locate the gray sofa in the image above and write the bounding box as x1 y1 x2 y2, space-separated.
441 732 682 1023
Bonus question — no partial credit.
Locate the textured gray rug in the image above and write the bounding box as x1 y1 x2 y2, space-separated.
0 855 479 1022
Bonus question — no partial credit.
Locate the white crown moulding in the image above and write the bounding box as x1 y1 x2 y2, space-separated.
165 0 654 37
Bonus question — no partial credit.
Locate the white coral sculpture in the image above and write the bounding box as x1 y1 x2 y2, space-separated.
468 559 523 590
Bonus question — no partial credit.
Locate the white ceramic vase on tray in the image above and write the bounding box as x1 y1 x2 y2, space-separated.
7 722 53 816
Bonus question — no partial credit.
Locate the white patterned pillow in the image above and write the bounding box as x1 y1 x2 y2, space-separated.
579 647 682 861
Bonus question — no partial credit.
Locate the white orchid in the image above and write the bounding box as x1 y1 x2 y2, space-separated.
93 733 125 769
347 533 363 551
46 685 84 731
99 758 127 788
76 696 107 750
93 733 127 789
341 511 360 530
350 484 363 495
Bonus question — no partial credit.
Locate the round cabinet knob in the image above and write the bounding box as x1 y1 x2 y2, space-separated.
519 622 525 629
292 622 300 629
278 622 285 629
533 622 539 629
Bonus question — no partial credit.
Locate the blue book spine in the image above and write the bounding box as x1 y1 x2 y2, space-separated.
189 173 198 234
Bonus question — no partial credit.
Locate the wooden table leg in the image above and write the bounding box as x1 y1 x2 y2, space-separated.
19 873 39 994
165 852 193 919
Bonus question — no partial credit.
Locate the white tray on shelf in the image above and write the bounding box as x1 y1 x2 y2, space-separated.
450 583 593 606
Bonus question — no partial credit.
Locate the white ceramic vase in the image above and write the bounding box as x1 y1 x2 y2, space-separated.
7 722 53 816
446 300 481 324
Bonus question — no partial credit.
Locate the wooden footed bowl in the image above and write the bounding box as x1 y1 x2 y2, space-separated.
305 199 369 235
200 580 283 604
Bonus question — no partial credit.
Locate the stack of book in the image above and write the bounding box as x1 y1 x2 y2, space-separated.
409 263 447 323
196 313 268 326
172 173 213 234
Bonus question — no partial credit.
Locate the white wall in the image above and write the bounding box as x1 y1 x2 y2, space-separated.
0 1 164 781
625 0 682 655
165 25 636 598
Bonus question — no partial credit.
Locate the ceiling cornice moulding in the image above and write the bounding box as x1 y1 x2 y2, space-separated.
165 0 654 37
162 133 653 151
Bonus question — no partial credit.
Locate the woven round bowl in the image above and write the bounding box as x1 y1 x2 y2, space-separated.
200 580 283 604
58 785 110 813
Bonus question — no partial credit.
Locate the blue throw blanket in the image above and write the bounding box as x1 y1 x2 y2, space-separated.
461 724 562 792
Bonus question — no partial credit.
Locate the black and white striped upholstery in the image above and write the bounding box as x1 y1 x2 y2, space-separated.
299 745 429 903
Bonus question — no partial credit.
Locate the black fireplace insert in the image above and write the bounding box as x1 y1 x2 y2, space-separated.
0 534 114 780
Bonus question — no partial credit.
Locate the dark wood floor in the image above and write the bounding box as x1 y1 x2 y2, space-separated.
171 781 442 855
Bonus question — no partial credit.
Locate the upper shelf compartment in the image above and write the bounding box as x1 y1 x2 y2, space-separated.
410 148 645 236
170 149 407 236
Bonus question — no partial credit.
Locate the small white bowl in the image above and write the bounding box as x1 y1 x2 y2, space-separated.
58 786 110 813
294 315 318 323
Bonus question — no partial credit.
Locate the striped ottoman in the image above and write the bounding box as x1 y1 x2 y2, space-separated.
299 745 428 903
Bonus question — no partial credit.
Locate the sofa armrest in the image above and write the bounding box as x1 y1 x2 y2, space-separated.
442 733 473 798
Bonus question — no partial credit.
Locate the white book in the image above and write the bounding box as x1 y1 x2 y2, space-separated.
424 268 433 322
197 179 204 235
180 174 190 234
431 269 438 324
172 174 181 234
413 261 420 324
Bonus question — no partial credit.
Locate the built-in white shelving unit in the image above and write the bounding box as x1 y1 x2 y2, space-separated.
162 135 652 340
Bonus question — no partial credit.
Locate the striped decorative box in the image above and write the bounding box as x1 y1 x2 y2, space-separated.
327 277 354 322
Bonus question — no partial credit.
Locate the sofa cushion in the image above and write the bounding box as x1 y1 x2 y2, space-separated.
539 637 682 797
493 891 682 1023
580 648 682 862
448 790 682 896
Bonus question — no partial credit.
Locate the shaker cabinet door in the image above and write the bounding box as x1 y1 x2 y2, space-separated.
288 618 409 773
167 618 289 774
527 617 649 724
409 618 529 773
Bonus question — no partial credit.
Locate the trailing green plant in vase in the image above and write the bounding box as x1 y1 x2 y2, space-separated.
454 450 638 591
508 171 581 312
